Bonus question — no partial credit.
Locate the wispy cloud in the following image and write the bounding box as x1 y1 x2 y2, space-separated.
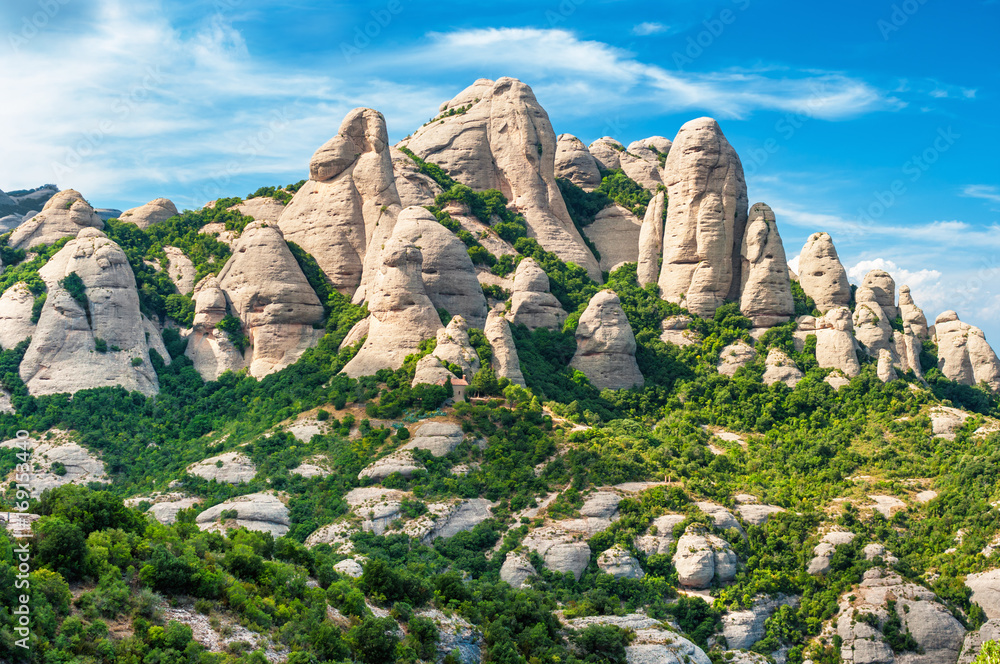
963 184 1000 204
632 22 668 36
400 28 894 121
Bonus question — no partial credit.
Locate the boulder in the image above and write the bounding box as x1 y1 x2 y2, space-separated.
570 290 643 390
334 559 364 578
0 283 37 349
960 620 1000 664
739 203 794 326
187 451 257 484
657 118 748 317
232 197 286 224
899 284 929 338
588 136 625 171
762 349 804 388
695 501 746 537
634 514 686 556
863 543 899 565
824 372 852 391
934 311 1000 392
196 492 290 537
597 545 645 579
144 495 202 524
402 78 602 280
1 434 107 498
278 108 402 297
660 315 697 346
391 206 488 328
620 149 664 192
500 552 538 588
184 277 248 380
523 524 595 580
341 236 443 378
411 354 459 387
629 136 672 156
358 450 422 482
509 258 566 331
807 530 856 575
815 307 861 377
582 204 642 272
852 297 895 358
796 232 851 312
118 198 178 229
673 525 738 589
735 503 786 526
8 189 103 250
861 269 898 320
403 421 465 456
581 491 622 520
163 246 196 294
554 134 602 191
484 310 526 386
636 191 666 287
20 229 160 396
217 221 324 378
390 146 442 207
717 340 756 377
425 498 493 540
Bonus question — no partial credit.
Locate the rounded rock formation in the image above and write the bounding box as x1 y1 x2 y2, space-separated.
569 290 643 390
184 277 248 380
588 136 625 171
762 348 804 388
796 232 851 313
933 311 1000 392
739 203 794 327
673 525 738 589
554 134 602 191
509 258 567 331
9 189 103 250
118 198 178 229
484 310 526 387
815 307 861 377
657 117 748 317
597 545 645 580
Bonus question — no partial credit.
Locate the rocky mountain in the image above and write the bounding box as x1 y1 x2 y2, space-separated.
2 76 1000 664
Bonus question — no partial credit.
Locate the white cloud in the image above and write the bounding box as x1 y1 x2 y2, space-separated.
963 184 1000 204
403 28 892 121
787 254 800 275
632 22 668 36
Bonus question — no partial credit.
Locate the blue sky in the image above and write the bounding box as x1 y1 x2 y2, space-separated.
2 0 999 339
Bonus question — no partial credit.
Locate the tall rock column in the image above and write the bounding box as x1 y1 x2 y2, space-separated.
739 202 794 327
278 108 402 299
796 233 851 313
20 229 159 396
657 118 748 317
636 191 666 287
341 236 444 378
484 310 526 386
400 77 602 281
569 290 643 390
217 221 325 379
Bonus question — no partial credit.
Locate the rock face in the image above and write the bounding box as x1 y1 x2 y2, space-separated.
9 189 104 250
636 191 666 287
391 206 487 328
852 294 895 359
834 568 965 664
484 310 526 386
390 146 442 207
342 236 443 377
861 269 898 320
807 530 856 575
588 137 624 171
433 316 481 379
401 78 602 280
739 203 794 327
163 246 196 295
20 229 160 396
582 204 642 272
554 134 602 191
717 340 757 377
899 285 929 338
597 545 645 579
657 118 748 317
796 232 851 312
762 349 804 388
187 451 257 484
1 434 107 498
966 570 1000 621
196 492 290 537
217 221 324 379
722 596 797 651
634 514 686 556
118 198 178 229
233 197 286 224
673 525 738 589
815 307 862 377
184 277 247 380
570 290 643 390
278 108 402 298
509 258 566 331
0 283 37 349
500 552 538 588
933 311 1000 392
